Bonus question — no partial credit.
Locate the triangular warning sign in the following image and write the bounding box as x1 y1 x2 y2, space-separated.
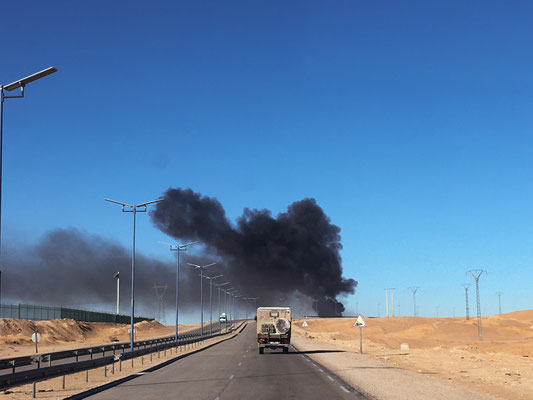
302 321 308 327
353 314 366 327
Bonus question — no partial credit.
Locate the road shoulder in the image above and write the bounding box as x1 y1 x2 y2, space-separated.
291 335 504 400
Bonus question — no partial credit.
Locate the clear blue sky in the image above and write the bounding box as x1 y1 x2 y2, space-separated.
2 1 532 317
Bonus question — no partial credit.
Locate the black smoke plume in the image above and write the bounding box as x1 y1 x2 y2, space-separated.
151 188 357 316
1 228 221 321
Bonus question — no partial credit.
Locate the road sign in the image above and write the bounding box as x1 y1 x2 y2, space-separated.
31 332 41 343
353 314 366 327
302 321 308 327
31 332 41 353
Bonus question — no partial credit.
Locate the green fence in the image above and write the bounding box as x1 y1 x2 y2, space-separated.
0 304 152 324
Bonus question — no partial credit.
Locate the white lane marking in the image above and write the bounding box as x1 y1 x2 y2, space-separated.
238 362 242 366
215 397 220 400
229 374 234 380
340 386 350 393
318 368 324 372
327 375 334 381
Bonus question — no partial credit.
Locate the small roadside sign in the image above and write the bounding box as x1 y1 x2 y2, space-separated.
353 314 366 327
353 315 366 354
31 332 41 353
302 321 308 327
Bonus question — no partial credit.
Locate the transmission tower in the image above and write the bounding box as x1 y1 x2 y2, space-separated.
467 269 487 341
153 284 168 322
408 287 419 324
496 291 502 315
461 284 471 320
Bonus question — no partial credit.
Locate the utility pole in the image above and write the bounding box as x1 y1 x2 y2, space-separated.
462 284 470 320
496 291 502 316
467 269 487 341
385 289 388 317
385 288 395 317
408 287 419 324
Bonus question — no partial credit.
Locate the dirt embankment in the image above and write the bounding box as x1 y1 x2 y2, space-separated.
0 318 191 358
293 310 533 400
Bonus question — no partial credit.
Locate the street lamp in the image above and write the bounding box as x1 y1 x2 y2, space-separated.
187 262 216 337
203 274 222 335
244 297 260 318
216 282 230 332
160 241 197 343
105 197 164 351
114 272 120 316
0 67 58 304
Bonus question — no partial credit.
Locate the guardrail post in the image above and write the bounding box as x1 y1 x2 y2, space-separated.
119 359 122 372
157 350 160 359
150 352 152 363
112 360 115 374
141 355 144 365
48 355 52 367
85 369 89 382
32 382 36 398
75 351 79 362
131 358 134 368
62 375 65 389
164 349 166 357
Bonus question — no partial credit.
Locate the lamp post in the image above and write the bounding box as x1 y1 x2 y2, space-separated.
0 67 58 304
160 241 197 343
114 272 120 315
105 197 164 351
187 262 216 337
203 274 222 335
216 282 230 332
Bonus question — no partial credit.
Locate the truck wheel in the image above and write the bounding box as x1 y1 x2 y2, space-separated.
259 347 264 354
283 347 289 354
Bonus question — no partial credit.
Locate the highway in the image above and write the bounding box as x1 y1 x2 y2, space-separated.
82 323 370 400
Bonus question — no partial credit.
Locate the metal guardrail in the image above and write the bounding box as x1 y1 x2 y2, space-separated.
0 321 245 393
0 323 227 374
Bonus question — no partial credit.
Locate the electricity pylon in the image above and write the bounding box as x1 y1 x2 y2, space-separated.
461 284 471 320
408 287 419 324
153 284 168 322
467 270 487 341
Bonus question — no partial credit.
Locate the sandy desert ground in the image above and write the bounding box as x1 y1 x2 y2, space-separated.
293 311 533 400
0 318 194 358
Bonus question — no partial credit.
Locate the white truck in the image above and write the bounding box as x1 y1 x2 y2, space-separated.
256 307 291 354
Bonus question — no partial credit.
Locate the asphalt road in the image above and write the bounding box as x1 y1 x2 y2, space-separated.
84 323 370 400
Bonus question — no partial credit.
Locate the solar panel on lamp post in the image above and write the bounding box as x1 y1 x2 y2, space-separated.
105 197 164 352
160 241 198 343
202 274 222 335
0 67 58 305
187 262 216 337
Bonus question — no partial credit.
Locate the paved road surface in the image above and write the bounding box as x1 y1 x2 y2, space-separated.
85 323 370 400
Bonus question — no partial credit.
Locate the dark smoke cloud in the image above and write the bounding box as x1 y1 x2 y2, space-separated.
2 228 225 321
151 188 357 316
